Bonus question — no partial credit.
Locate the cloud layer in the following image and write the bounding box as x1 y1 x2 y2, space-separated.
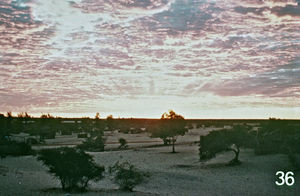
0 0 299 118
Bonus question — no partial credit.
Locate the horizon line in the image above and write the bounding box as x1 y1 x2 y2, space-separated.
1 112 299 120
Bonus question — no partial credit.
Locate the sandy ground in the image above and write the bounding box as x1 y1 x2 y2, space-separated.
1 127 299 195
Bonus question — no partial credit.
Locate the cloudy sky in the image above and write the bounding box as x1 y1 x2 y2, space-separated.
0 0 299 118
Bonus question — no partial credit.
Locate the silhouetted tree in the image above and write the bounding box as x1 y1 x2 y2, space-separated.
95 112 100 119
150 110 187 153
0 113 33 157
40 113 54 119
77 118 106 151
118 138 128 149
93 119 105 136
0 141 32 158
255 120 300 154
78 132 105 152
37 147 105 192
5 112 13 134
255 120 300 170
0 113 7 141
106 115 114 131
6 112 12 118
199 126 254 165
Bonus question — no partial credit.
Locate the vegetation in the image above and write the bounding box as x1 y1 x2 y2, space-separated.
95 112 100 119
1 111 299 170
199 120 300 168
199 125 254 165
109 161 149 191
0 140 33 158
254 120 300 169
77 133 88 138
106 115 114 131
77 118 106 151
150 110 187 153
118 138 128 149
37 147 105 192
77 131 105 152
255 120 300 155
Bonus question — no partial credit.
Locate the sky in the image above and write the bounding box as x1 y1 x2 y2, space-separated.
0 0 299 119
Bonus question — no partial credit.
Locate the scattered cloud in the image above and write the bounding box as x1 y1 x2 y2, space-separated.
0 0 299 118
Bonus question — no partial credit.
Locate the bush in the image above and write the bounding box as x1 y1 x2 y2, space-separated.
42 132 56 139
118 138 128 149
61 130 72 135
129 128 143 134
37 147 104 192
77 133 88 138
26 138 38 145
196 124 202 128
0 140 33 158
78 134 105 152
109 161 149 191
187 124 193 129
288 152 300 170
122 129 130 134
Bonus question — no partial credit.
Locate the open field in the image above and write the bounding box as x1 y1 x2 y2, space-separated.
33 126 220 149
1 126 299 196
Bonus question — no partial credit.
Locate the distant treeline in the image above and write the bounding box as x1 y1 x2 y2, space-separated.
1 112 299 138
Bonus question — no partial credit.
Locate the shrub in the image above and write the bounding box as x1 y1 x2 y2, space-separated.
196 124 202 128
109 161 149 191
26 138 38 145
78 133 105 152
42 131 56 139
37 147 104 192
77 133 88 138
129 128 143 134
122 129 130 134
61 129 72 135
118 138 128 149
0 140 33 158
288 152 300 171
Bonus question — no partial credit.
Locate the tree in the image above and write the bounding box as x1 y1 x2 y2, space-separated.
78 119 106 152
37 147 105 192
40 113 54 119
93 118 106 135
0 114 7 141
29 118 56 141
109 161 149 192
78 132 105 152
199 125 254 165
150 110 187 153
95 112 100 119
106 115 114 131
6 111 12 118
118 138 128 149
255 120 300 155
255 120 300 170
17 112 31 118
5 112 13 134
0 140 33 158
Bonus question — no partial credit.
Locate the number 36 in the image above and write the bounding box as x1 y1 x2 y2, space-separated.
275 171 295 186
